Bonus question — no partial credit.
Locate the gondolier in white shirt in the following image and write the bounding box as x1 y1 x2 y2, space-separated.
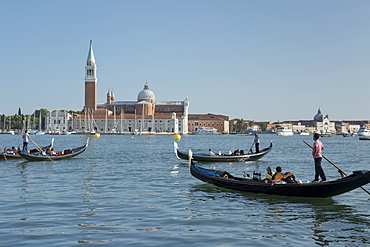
254 133 260 153
22 130 31 151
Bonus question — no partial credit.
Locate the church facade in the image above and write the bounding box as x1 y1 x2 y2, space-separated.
71 41 189 134
312 108 336 134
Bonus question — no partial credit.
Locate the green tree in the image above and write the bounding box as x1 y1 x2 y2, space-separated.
260 123 267 132
11 114 24 130
236 119 244 132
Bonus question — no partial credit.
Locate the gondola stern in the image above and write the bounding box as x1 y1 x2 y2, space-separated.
188 149 193 167
174 142 181 159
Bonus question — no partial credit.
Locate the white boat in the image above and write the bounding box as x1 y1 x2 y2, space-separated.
357 126 370 137
276 127 294 136
300 132 309 136
192 127 220 135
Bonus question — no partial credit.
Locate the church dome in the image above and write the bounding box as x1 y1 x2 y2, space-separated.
138 83 156 101
314 108 323 121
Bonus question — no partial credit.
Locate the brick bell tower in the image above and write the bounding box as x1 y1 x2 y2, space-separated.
84 40 97 114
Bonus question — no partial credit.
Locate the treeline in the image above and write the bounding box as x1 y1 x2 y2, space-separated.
230 118 268 133
1 108 83 130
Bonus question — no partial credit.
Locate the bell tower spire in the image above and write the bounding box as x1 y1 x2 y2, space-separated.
84 40 98 113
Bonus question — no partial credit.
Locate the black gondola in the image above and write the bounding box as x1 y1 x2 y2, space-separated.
174 142 272 162
189 161 370 198
19 139 88 161
1 138 54 161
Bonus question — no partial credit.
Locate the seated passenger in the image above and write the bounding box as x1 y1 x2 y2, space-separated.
48 148 57 156
208 149 215 156
233 149 241 155
271 166 298 183
265 166 275 180
6 146 18 155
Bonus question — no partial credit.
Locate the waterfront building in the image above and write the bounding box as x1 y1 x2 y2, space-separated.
188 114 229 134
81 41 189 134
313 108 335 134
292 122 306 133
45 110 71 133
335 122 359 134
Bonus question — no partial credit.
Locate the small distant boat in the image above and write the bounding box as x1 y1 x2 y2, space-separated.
276 127 293 136
320 133 332 137
192 127 220 135
342 133 355 137
359 136 370 140
174 142 273 162
189 161 370 197
358 126 370 137
19 139 88 161
300 132 309 136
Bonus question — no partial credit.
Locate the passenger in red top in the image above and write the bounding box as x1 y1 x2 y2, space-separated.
312 133 326 182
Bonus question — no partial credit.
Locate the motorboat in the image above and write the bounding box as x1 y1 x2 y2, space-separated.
276 127 293 136
192 127 220 135
357 126 370 137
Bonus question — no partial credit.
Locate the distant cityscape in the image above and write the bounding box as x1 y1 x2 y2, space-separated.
1 41 370 135
1 107 370 136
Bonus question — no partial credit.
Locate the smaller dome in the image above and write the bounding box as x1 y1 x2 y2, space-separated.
314 108 323 121
137 83 156 101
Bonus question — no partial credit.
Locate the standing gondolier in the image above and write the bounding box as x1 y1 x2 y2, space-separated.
22 130 31 151
312 133 326 182
254 133 260 153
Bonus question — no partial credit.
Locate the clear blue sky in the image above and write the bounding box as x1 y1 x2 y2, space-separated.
1 0 370 122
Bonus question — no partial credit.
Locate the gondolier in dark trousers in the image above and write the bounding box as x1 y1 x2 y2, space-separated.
312 133 326 182
22 130 31 151
254 133 260 153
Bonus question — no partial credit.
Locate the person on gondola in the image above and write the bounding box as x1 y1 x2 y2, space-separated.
265 166 275 180
6 146 18 155
271 166 298 183
312 133 327 182
208 149 215 156
22 130 31 151
233 149 241 155
47 148 56 156
254 133 260 153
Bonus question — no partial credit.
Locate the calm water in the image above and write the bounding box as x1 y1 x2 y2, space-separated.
0 134 369 246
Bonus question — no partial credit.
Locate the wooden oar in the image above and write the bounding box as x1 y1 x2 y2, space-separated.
248 142 255 154
30 139 53 162
0 146 7 161
303 141 370 196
